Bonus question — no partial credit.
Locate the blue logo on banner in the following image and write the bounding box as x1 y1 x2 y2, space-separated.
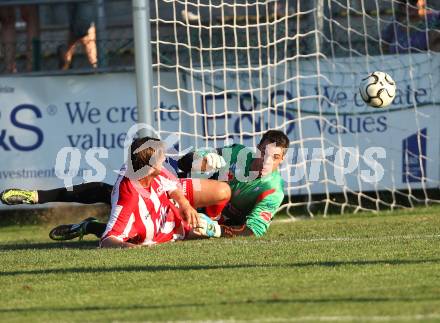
0 104 44 152
402 128 427 183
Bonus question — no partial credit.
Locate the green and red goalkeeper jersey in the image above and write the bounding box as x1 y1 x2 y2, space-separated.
219 144 285 237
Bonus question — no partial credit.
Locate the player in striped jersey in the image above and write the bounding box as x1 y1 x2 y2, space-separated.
100 137 230 248
100 138 184 247
97 137 224 248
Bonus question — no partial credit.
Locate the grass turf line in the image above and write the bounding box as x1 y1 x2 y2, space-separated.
0 206 439 322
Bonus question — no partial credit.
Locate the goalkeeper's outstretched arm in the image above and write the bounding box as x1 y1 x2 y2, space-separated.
177 148 224 174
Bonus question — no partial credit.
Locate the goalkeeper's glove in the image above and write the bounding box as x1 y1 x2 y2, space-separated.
193 150 226 173
205 152 226 171
194 213 221 238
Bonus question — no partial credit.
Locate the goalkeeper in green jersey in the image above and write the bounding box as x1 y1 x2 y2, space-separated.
1 130 288 239
178 129 288 237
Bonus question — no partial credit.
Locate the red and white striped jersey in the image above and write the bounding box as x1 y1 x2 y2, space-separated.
101 168 187 246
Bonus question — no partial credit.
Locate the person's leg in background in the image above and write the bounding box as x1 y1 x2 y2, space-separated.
0 7 17 73
62 2 97 70
81 23 97 68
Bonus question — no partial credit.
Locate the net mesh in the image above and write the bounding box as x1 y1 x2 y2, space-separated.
149 0 440 216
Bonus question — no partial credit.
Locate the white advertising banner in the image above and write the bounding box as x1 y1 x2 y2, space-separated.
1 53 439 210
0 73 180 210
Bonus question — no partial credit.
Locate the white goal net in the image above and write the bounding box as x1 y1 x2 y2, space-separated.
149 0 440 216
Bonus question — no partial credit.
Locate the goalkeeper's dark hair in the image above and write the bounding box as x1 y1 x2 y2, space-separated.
259 130 290 153
130 136 165 172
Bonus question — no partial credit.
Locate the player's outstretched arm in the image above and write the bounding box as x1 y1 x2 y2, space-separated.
177 148 225 174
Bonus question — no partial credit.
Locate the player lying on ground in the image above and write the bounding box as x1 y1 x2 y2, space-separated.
1 130 289 238
101 137 228 247
75 137 222 248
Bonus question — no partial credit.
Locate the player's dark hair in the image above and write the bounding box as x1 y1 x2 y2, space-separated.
259 130 290 153
130 137 165 173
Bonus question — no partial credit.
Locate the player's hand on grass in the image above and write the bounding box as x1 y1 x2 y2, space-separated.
179 202 200 227
193 214 221 238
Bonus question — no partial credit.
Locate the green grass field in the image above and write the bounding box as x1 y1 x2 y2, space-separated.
1 206 440 322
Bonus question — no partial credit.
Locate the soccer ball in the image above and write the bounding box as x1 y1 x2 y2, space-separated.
359 71 396 108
